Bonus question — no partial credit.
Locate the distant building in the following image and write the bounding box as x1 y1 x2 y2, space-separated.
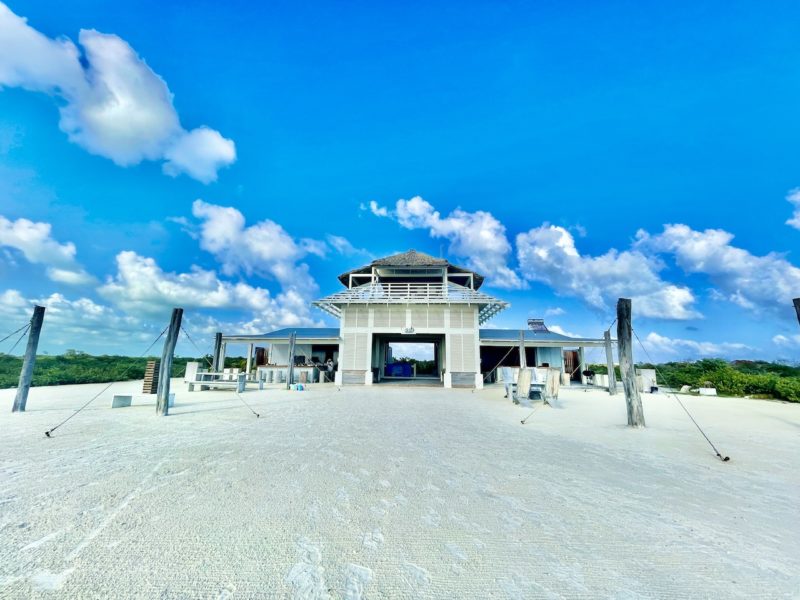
222 250 607 388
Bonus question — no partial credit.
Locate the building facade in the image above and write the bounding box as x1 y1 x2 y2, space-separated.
220 250 609 388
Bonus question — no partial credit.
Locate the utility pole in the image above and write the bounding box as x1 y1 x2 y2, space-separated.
12 305 45 412
604 329 617 396
616 298 645 427
156 308 183 416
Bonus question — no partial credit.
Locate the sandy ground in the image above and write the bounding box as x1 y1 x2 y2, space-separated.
0 379 798 599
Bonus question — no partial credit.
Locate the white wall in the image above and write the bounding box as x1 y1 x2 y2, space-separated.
269 343 312 365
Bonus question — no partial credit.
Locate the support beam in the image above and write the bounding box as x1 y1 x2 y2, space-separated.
794 298 800 327
604 329 617 396
616 298 645 427
578 347 587 385
519 331 527 369
156 308 183 416
245 343 254 380
286 331 297 389
212 332 222 371
12 305 45 413
220 343 227 371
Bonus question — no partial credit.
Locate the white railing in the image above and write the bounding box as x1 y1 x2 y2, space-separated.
313 281 510 324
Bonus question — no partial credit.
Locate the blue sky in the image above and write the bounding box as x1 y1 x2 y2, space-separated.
1 0 799 361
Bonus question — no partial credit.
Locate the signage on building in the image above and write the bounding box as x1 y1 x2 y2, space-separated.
401 327 415 335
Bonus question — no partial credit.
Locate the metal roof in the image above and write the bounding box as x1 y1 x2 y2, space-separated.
221 328 340 343
479 329 611 347
224 327 609 347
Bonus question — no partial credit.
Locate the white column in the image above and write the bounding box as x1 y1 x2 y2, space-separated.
245 343 254 379
578 347 587 385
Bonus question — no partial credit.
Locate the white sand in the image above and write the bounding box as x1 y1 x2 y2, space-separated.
1 380 798 598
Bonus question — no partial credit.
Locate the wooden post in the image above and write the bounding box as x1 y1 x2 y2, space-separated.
616 298 645 427
604 329 617 395
286 332 297 389
156 308 183 416
212 332 222 371
794 298 800 326
12 305 45 413
519 331 527 369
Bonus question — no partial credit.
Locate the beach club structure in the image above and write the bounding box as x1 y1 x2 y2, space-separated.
218 250 609 389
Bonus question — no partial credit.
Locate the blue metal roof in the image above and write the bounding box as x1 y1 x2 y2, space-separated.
479 328 576 342
261 327 340 339
259 327 579 341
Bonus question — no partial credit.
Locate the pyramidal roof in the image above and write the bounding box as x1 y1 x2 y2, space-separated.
372 249 448 267
338 249 485 289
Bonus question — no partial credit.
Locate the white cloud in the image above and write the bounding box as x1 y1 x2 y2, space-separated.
370 196 524 289
548 324 582 338
0 288 153 351
516 224 700 320
544 307 565 317
162 127 237 184
326 234 369 257
637 224 800 315
0 215 94 285
0 4 235 182
368 200 389 217
643 332 750 358
786 188 800 230
98 250 318 331
99 250 269 316
191 200 321 297
772 333 800 348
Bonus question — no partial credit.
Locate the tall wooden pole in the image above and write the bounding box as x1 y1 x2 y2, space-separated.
604 329 617 396
12 305 45 413
156 308 183 416
616 298 645 427
212 332 222 371
794 298 800 327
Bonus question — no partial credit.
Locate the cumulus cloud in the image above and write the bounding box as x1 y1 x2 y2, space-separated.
191 200 323 297
0 215 94 285
548 324 582 338
99 250 269 316
772 333 800 348
98 250 318 330
370 196 524 289
0 3 235 182
0 288 154 351
636 224 800 315
516 224 700 320
326 234 369 257
368 200 389 217
785 188 800 230
642 331 750 358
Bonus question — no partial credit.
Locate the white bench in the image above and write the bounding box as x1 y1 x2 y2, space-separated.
188 372 246 392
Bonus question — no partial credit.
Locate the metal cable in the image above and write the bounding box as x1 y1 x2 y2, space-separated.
44 326 169 438
631 328 730 462
0 322 31 346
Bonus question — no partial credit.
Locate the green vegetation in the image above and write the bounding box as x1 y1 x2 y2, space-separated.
590 358 800 403
0 350 245 389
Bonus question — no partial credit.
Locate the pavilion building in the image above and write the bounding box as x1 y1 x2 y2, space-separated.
220 250 608 388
